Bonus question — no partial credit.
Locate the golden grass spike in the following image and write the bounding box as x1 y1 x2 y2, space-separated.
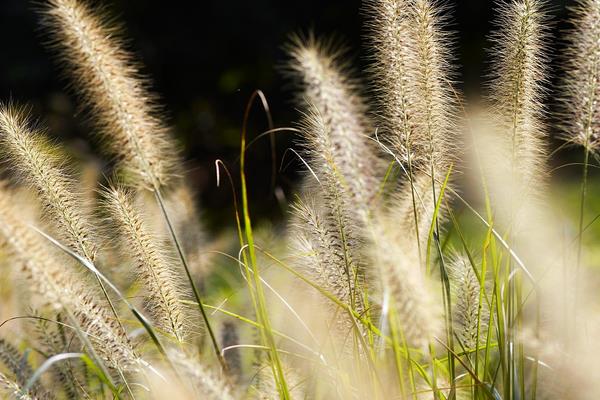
0 104 97 261
103 186 188 343
560 0 600 153
0 184 137 371
291 106 366 314
42 0 178 188
488 0 549 198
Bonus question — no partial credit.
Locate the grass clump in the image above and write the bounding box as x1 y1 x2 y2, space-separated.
0 0 599 399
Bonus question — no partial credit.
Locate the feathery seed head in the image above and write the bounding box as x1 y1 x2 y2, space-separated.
367 171 445 349
103 185 188 343
488 0 550 199
289 198 357 309
560 0 600 153
365 0 457 189
288 36 380 214
447 254 488 350
0 184 137 371
368 208 442 349
410 0 458 178
364 0 417 165
42 0 178 188
0 104 97 261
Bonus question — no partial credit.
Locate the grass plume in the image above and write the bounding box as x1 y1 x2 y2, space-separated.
369 203 442 349
364 0 417 166
0 104 97 261
103 185 189 343
290 198 357 310
488 0 550 201
447 254 488 350
0 184 137 371
560 0 600 154
41 0 178 188
1 0 599 398
287 36 380 216
411 0 457 178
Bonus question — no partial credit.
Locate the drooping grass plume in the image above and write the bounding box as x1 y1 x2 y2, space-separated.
103 186 188 343
0 104 97 261
41 0 178 188
447 254 488 350
0 184 137 371
560 0 600 153
487 0 550 200
0 105 124 346
2 0 600 398
287 36 380 217
286 37 386 335
40 1 226 368
290 106 368 314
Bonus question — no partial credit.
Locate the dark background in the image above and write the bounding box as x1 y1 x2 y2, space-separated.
0 0 573 229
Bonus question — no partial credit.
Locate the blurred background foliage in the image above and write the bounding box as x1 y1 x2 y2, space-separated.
0 0 593 234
